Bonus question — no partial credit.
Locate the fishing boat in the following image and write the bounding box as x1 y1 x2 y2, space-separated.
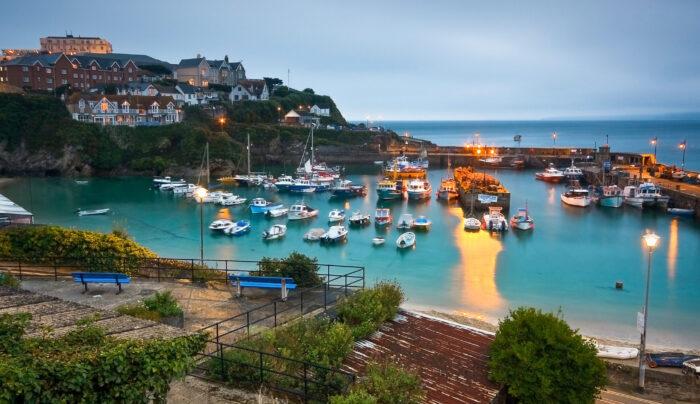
667 208 695 217
348 211 371 225
235 134 269 187
265 207 289 218
262 224 287 240
563 161 584 181
274 174 295 192
595 185 623 208
372 237 386 246
173 184 197 195
250 198 284 214
288 203 319 220
463 217 482 231
331 180 367 198
209 219 236 232
320 225 348 244
289 178 317 193
535 164 565 183
384 155 427 178
396 232 416 249
225 220 251 236
396 213 413 229
509 207 534 230
375 208 392 226
622 186 644 208
76 208 110 216
406 179 432 200
625 180 670 209
219 195 247 206
202 191 232 204
328 209 346 222
303 228 326 241
159 179 188 190
561 186 591 207
482 206 508 231
376 178 406 200
412 216 431 231
479 156 503 167
437 178 459 200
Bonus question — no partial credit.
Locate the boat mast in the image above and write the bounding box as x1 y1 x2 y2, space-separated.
206 142 210 187
247 133 251 175
310 125 314 166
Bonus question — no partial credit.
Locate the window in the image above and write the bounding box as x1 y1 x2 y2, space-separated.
22 66 28 72
46 88 52 92
72 64 78 69
23 77 29 83
46 78 53 83
61 79 67 85
36 66 40 71
61 69 67 74
128 77 133 82
80 74 83 78
128 67 132 73
91 65 97 70
188 78 194 85
101 103 108 112
167 103 173 111
46 68 52 73
73 73 78 78
74 82 80 87
79 99 85 108
151 104 159 113
114 76 119 81
122 102 129 113
98 75 102 79
107 76 110 81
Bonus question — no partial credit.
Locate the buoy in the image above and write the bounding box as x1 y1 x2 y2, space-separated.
615 281 623 290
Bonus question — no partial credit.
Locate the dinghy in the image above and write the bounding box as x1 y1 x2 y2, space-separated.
262 224 287 240
225 220 250 236
396 232 416 249
303 228 326 241
372 237 386 246
76 208 110 216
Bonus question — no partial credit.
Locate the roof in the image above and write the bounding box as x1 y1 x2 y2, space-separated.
44 35 102 40
154 84 179 94
0 194 33 218
207 59 228 69
67 93 177 108
176 83 196 94
237 79 267 97
229 62 242 70
342 310 501 404
77 52 168 67
312 103 330 109
68 55 136 69
177 58 205 68
2 53 63 66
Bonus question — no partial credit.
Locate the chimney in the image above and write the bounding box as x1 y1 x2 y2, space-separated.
196 53 201 59
224 55 229 63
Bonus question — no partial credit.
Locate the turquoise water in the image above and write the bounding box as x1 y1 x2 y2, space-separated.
380 120 700 171
2 169 699 348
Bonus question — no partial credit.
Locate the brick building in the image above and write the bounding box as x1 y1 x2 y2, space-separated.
66 93 182 126
0 53 137 92
40 35 112 54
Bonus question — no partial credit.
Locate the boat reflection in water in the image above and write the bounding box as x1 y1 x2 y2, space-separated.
449 206 505 320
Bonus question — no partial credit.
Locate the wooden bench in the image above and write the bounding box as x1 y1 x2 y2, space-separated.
71 272 131 294
229 275 297 301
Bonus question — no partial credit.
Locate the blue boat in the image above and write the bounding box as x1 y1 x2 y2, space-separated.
376 179 405 200
225 220 250 236
595 185 623 208
250 198 283 214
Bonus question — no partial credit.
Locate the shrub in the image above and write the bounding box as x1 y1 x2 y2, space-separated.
117 291 182 322
331 361 424 404
488 307 607 404
258 251 322 287
337 281 404 340
0 271 20 289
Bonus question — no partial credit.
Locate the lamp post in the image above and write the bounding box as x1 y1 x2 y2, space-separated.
219 117 225 134
553 132 557 146
638 232 660 393
475 132 479 146
679 140 686 171
276 106 281 123
650 137 657 160
195 188 208 266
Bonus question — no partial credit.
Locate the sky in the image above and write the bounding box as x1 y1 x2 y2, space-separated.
2 0 700 121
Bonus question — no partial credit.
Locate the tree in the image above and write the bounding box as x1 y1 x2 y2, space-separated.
273 86 289 97
303 88 315 94
263 77 283 91
488 307 607 404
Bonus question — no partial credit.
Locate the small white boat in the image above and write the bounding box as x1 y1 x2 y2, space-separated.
372 237 386 246
396 213 413 229
225 220 251 236
348 211 371 225
563 161 584 181
561 187 591 207
412 216 431 231
75 180 88 185
288 203 319 220
76 208 110 216
219 195 247 206
203 191 232 204
671 171 688 180
262 224 287 240
589 340 639 360
209 219 235 232
265 207 289 218
303 228 326 241
375 208 392 226
173 184 197 194
463 217 481 231
396 232 416 249
328 209 346 223
373 160 384 165
510 207 534 231
320 225 348 243
482 207 508 231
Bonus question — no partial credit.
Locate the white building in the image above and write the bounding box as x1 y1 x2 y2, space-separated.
229 79 269 101
310 104 331 117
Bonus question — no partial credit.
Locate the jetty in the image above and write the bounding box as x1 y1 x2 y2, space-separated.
454 166 511 212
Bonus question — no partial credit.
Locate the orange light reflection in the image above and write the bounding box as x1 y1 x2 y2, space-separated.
449 206 504 313
218 208 232 220
548 186 555 205
667 219 677 279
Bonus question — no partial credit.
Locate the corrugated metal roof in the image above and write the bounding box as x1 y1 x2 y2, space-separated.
0 194 33 218
342 310 502 404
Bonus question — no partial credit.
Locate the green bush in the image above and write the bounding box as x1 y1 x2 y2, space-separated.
0 312 207 403
488 307 607 404
0 226 157 275
337 281 404 340
258 251 323 287
331 361 424 404
117 291 182 322
0 271 20 289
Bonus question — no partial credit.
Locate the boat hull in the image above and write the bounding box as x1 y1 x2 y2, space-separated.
598 196 623 208
250 203 283 214
535 174 563 183
561 194 591 207
437 190 459 200
407 190 431 199
377 189 404 200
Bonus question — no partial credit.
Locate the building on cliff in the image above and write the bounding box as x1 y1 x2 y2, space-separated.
66 93 182 126
40 34 112 55
229 79 269 101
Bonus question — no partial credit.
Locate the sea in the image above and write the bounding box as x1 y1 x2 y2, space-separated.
1 120 699 349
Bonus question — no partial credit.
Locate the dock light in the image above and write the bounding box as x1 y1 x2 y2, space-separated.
679 140 687 171
638 232 660 392
490 149 495 154
651 137 657 160
477 149 482 154
195 188 208 265
553 132 557 146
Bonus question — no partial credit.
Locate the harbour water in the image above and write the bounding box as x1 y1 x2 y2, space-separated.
381 120 700 171
2 167 699 349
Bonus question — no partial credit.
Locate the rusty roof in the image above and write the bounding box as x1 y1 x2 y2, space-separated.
0 286 189 340
342 310 502 404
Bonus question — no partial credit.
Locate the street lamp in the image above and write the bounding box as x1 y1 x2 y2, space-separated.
679 140 686 171
650 137 657 160
475 132 479 146
553 132 557 146
276 106 281 123
219 117 225 133
195 187 208 265
638 232 660 393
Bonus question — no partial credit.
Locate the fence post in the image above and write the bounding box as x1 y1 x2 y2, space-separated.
324 285 327 311
362 266 365 289
344 274 348 296
157 258 161 282
18 259 22 280
53 258 57 281
259 352 264 383
191 259 195 281
300 292 304 315
274 301 277 328
219 344 225 378
216 323 220 345
327 264 330 284
246 312 250 339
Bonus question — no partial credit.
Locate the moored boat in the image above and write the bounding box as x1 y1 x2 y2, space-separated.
535 164 565 183
563 161 584 181
437 178 459 200
509 207 534 230
76 208 110 216
265 207 289 218
561 186 591 207
396 213 413 229
209 219 235 232
396 232 416 249
250 198 283 214
288 203 319 220
406 179 432 200
372 236 386 246
348 211 371 225
225 220 251 236
595 185 623 208
320 225 348 244
412 216 431 231
262 224 287 240
328 209 346 223
374 208 392 226
376 178 406 200
463 217 481 231
219 195 247 206
667 207 695 217
628 180 670 209
274 174 295 192
331 180 367 198
482 206 508 231
303 228 326 241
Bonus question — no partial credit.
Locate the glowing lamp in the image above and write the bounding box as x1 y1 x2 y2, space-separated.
219 117 225 124
642 233 660 249
195 188 208 200
477 149 482 154
490 149 494 154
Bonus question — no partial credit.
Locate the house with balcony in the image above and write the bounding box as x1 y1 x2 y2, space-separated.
229 79 269 101
66 93 181 126
310 104 331 117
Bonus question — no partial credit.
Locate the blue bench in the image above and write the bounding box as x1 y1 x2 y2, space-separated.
71 272 131 294
229 275 297 301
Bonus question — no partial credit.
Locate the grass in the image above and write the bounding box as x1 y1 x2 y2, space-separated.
116 290 182 322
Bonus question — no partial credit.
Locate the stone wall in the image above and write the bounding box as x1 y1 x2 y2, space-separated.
605 361 700 402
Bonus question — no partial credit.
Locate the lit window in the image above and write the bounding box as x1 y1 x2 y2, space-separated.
91 65 97 70
128 77 133 82
114 76 118 81
46 68 52 73
101 103 108 111
188 78 194 85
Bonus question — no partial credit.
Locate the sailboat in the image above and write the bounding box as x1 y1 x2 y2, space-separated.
437 154 458 200
463 185 481 231
295 125 340 180
234 134 269 186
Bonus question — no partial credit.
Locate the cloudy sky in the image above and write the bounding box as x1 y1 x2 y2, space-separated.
2 0 699 120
